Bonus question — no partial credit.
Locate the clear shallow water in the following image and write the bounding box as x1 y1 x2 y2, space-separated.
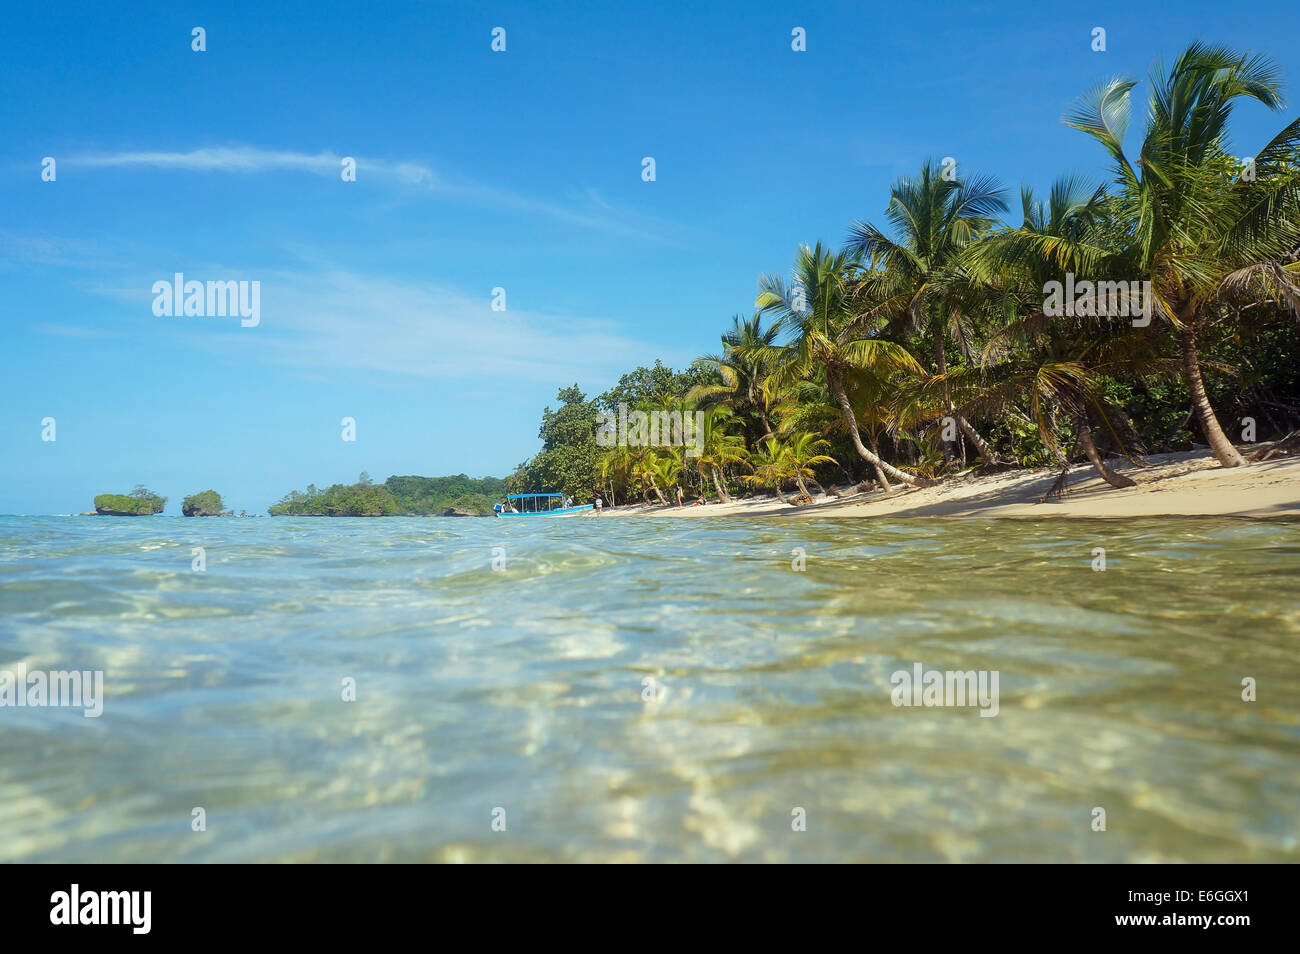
1 514 1298 863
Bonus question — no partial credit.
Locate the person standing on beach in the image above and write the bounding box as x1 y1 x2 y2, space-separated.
675 485 684 507
594 493 603 515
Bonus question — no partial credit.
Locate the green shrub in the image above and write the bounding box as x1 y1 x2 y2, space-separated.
94 486 166 515
182 489 225 516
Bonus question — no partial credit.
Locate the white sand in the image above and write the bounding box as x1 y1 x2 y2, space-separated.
590 450 1300 519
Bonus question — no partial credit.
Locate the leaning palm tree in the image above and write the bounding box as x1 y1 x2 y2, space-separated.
1064 42 1300 467
598 444 637 506
645 448 683 505
755 242 932 488
938 352 1143 491
741 437 797 504
639 449 681 509
623 443 661 504
782 432 837 501
692 406 749 501
840 359 923 488
960 176 1148 488
846 160 1009 464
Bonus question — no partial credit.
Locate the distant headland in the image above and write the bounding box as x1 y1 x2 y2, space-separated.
267 473 505 517
81 474 506 517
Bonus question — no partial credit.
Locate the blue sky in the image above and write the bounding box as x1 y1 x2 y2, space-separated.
3 0 1298 514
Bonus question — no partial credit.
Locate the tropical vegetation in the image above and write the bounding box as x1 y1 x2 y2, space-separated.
93 486 167 515
508 43 1300 507
268 472 506 516
181 489 226 516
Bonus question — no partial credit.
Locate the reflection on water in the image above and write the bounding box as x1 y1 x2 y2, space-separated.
1 514 1298 862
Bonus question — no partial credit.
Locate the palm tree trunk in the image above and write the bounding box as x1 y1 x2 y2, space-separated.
1075 416 1136 488
793 473 813 501
933 319 999 465
1180 325 1246 467
710 465 731 503
828 369 931 488
957 415 998 463
933 324 955 463
866 433 892 490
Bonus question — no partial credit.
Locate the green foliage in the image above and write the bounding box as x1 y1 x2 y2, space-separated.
385 474 506 515
268 474 400 516
510 369 737 506
507 43 1300 496
507 385 604 498
597 360 719 412
446 493 493 515
267 473 506 516
181 489 225 516
741 438 797 500
94 488 166 515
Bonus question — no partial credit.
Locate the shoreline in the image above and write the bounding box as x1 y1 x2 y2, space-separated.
592 449 1300 520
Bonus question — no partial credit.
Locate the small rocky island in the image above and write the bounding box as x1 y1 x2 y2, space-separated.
182 489 229 516
81 474 502 517
93 486 167 516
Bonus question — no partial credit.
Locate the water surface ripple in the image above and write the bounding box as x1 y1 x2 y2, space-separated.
1 515 1297 862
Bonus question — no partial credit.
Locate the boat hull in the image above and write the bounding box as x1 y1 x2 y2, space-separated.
496 505 594 517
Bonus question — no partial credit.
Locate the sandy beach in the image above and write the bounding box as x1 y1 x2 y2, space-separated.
594 449 1300 519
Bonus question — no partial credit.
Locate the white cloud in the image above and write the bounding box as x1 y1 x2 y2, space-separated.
164 268 686 385
73 147 342 175
70 147 437 186
66 147 665 238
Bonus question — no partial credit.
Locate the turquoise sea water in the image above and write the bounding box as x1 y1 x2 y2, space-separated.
1 514 1298 862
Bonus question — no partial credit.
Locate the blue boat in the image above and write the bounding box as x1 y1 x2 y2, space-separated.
494 493 594 516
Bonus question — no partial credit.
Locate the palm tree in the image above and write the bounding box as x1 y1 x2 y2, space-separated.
839 361 921 488
620 443 659 504
692 406 749 501
598 444 636 506
1064 42 1300 467
764 379 858 486
645 449 681 506
755 242 933 489
782 432 837 501
960 177 1148 488
690 314 779 444
846 160 1009 464
897 433 951 482
939 355 1145 490
741 437 797 504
